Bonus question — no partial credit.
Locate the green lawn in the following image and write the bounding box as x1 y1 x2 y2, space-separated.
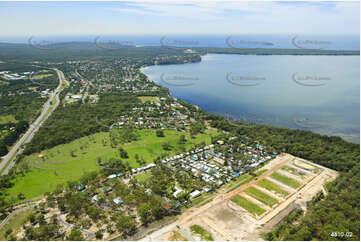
231 195 266 216
6 129 219 201
138 96 160 103
190 225 214 241
31 74 53 79
245 186 279 207
134 171 151 184
270 172 301 189
0 115 17 124
257 179 289 197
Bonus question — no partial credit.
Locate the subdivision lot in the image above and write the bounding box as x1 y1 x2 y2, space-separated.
148 154 337 241
244 186 279 207
270 172 301 189
257 178 289 197
231 195 266 216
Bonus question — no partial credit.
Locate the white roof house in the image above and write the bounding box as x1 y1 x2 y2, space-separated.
173 187 184 198
107 174 117 179
113 197 124 205
190 190 202 198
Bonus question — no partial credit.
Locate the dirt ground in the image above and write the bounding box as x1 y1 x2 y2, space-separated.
145 154 337 241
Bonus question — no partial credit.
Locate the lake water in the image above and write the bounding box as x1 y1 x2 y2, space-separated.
142 54 360 143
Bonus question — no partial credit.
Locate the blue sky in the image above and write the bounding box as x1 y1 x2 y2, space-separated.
0 1 359 36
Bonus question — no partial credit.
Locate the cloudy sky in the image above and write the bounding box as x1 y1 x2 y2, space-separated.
0 0 359 36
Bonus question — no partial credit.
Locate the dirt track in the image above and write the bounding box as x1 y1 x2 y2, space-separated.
143 154 337 241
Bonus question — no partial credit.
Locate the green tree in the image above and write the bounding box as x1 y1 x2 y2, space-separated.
66 229 84 241
156 130 165 137
138 203 153 224
95 230 103 239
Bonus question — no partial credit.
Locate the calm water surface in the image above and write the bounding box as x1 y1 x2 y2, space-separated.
142 54 360 143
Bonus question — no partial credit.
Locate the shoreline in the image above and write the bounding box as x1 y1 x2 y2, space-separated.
139 55 359 144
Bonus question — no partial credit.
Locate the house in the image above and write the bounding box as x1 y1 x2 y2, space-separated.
203 187 211 193
190 190 201 199
213 157 225 165
107 174 117 179
113 197 124 205
101 186 112 193
216 180 223 187
77 184 85 191
173 187 184 198
92 195 100 202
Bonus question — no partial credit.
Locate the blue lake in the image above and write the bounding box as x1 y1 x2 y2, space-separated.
142 54 360 143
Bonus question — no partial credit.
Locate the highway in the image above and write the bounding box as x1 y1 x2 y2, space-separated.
0 69 69 175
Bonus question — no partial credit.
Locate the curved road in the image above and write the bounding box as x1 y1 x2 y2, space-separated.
0 69 69 175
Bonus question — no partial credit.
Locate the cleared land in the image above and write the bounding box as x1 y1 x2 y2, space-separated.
270 172 301 189
146 154 337 241
231 195 266 216
257 179 289 197
169 231 187 241
244 186 279 207
190 225 214 241
0 115 17 124
281 165 306 178
6 128 219 200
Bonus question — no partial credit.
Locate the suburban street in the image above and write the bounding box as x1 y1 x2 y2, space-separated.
0 69 69 175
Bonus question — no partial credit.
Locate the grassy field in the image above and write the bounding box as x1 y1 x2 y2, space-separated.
31 74 53 79
190 225 214 241
6 129 219 201
134 171 152 184
244 186 279 207
231 195 266 216
270 172 301 189
0 208 34 240
257 179 289 197
138 96 160 103
0 115 17 124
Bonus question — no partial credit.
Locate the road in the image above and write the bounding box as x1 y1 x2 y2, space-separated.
141 155 291 241
0 69 69 175
57 214 95 240
75 70 93 104
0 205 36 231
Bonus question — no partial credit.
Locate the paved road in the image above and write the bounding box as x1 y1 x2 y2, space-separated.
0 69 69 175
75 70 93 104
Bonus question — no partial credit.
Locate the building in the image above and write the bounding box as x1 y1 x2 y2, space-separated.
190 190 201 199
113 197 124 205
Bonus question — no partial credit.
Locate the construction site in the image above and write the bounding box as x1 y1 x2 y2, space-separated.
143 153 338 241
